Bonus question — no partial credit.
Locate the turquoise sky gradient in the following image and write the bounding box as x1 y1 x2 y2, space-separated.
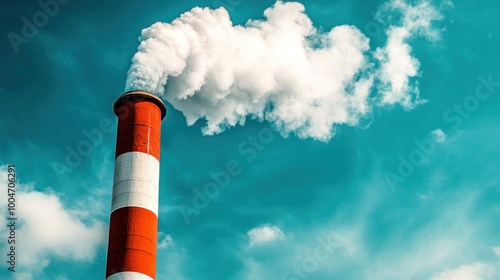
1 0 500 279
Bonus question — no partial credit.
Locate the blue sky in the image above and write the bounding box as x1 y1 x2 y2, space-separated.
1 0 500 279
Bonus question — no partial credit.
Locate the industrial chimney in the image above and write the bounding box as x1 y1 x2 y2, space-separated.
105 90 167 280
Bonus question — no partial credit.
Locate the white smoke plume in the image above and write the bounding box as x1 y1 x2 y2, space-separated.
375 0 443 108
125 0 443 141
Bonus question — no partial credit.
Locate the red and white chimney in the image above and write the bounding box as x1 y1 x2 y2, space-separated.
106 90 167 280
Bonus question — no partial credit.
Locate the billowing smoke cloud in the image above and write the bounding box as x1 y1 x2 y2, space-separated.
125 0 443 141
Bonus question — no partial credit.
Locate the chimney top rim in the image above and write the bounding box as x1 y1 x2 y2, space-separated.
113 90 167 120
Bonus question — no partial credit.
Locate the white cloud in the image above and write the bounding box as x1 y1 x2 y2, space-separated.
14 272 34 280
432 128 447 143
416 193 431 200
493 247 500 258
156 238 188 280
158 232 174 249
431 263 492 280
247 225 285 247
375 0 443 108
0 167 106 279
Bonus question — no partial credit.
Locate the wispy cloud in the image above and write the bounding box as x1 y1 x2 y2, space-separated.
247 225 285 247
430 263 493 280
493 247 500 258
375 0 443 108
432 128 447 143
158 232 174 249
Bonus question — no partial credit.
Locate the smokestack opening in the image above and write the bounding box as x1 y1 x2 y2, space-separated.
113 90 167 120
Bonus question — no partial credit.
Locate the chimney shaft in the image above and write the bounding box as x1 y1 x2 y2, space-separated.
106 90 166 280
